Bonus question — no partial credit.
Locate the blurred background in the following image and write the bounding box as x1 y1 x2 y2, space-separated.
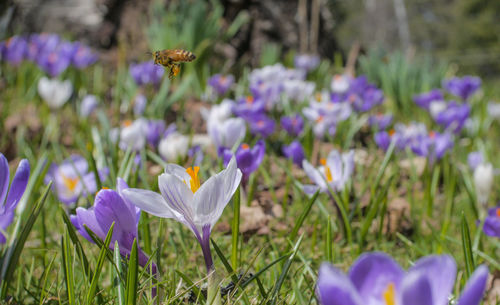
2 0 499 78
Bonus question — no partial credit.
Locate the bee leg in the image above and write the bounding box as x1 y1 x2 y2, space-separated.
172 64 180 77
168 67 175 80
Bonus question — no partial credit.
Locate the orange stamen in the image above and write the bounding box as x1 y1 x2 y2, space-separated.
185 166 201 193
496 208 500 218
320 158 327 165
388 129 395 137
123 120 133 127
246 96 254 104
383 283 395 305
62 174 79 192
241 143 250 150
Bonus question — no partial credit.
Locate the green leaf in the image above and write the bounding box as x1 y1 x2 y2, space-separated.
125 239 139 305
290 191 319 243
62 228 75 305
461 213 475 279
114 242 125 305
231 186 241 270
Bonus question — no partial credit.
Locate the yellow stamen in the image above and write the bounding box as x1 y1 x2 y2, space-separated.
324 166 333 182
246 96 254 104
241 143 250 150
383 283 395 305
320 158 327 165
62 174 79 192
123 119 133 127
186 166 201 193
496 208 500 218
315 93 322 102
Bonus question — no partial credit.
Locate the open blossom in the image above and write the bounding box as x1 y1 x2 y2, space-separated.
317 252 488 305
433 101 470 133
232 96 266 118
0 36 28 65
207 74 234 96
345 76 384 112
483 206 500 238
115 119 149 151
130 61 164 86
411 131 454 162
222 140 265 182
413 89 444 110
37 41 75 77
282 141 305 167
0 154 30 243
282 79 315 102
247 114 275 138
331 74 351 94
303 95 352 138
158 132 189 162
122 158 242 272
281 114 304 137
45 155 108 205
70 42 98 69
368 113 393 130
302 149 354 195
443 76 481 101
70 178 154 272
294 54 320 72
38 77 73 109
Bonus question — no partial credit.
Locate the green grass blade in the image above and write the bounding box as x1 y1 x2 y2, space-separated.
231 186 241 270
114 241 125 305
125 238 139 305
62 228 75 305
461 213 475 279
290 191 319 243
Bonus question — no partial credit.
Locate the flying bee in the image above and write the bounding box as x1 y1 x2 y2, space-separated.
150 49 196 80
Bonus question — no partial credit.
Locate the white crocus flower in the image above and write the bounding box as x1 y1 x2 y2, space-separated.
119 119 147 151
38 77 73 109
208 117 246 149
474 162 493 207
122 157 242 273
158 132 189 162
302 150 354 195
331 74 350 94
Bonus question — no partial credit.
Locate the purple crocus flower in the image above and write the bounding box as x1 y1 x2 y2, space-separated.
483 207 500 238
70 42 98 69
70 178 155 272
0 36 28 65
444 76 481 101
281 114 304 137
344 76 385 112
413 89 444 110
207 74 234 96
37 41 75 77
130 61 164 86
232 96 266 118
45 155 108 205
467 151 484 171
247 114 275 138
317 252 489 305
374 131 392 151
145 119 166 148
433 101 470 133
294 54 320 72
26 33 61 61
133 94 147 116
411 131 454 162
0 154 30 243
79 95 99 117
282 141 305 167
222 140 265 183
368 113 393 130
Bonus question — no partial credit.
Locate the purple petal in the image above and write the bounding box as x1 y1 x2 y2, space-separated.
94 189 137 239
0 154 9 207
348 252 404 304
316 263 363 305
401 271 433 305
4 159 30 211
457 265 488 305
73 207 104 241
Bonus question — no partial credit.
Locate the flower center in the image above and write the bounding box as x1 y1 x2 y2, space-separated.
241 143 250 150
185 166 201 193
429 131 436 139
389 129 395 137
62 174 79 192
383 283 395 305
246 96 254 104
257 120 265 127
496 208 500 218
315 93 322 102
316 115 324 123
320 159 333 182
123 120 133 127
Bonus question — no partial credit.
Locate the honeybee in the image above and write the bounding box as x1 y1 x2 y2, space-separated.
151 49 196 80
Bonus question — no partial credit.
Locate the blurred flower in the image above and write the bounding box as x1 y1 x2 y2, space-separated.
70 178 154 272
317 252 488 305
345 76 384 112
487 102 500 120
411 131 454 163
130 61 164 86
117 119 149 151
188 145 204 166
330 74 351 94
483 207 500 238
38 77 73 109
368 113 392 130
0 35 28 65
374 131 391 151
133 94 147 116
37 41 75 77
207 74 234 96
433 101 470 133
391 122 427 150
208 117 246 150
444 76 481 101
282 79 315 102
467 151 484 171
247 114 275 138
70 42 98 69
282 141 305 167
122 158 242 273
26 33 61 62
79 95 98 117
302 149 354 195
474 163 493 207
281 114 304 137
0 154 30 243
222 140 265 182
303 96 352 138
294 54 320 72
45 155 108 205
232 96 266 118
158 132 189 162
413 89 444 110
145 120 166 148
201 99 234 124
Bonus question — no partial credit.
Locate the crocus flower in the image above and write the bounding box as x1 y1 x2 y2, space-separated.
208 117 246 150
130 61 164 86
317 252 488 305
38 77 73 109
0 154 30 243
467 151 484 171
117 119 148 151
70 42 98 69
487 102 500 120
201 99 234 124
45 155 108 205
374 131 391 151
207 74 234 96
368 113 393 130
133 94 147 116
281 114 304 137
444 76 481 101
25 33 61 62
330 74 351 94
282 141 305 167
413 89 444 110
391 122 428 151
483 206 500 238
247 114 275 138
474 162 493 206
79 95 98 117
282 79 315 102
344 76 384 112
70 178 154 271
222 140 265 183
433 101 470 133
122 157 242 273
37 41 75 77
303 99 351 138
411 131 454 163
294 54 320 72
0 36 28 65
145 120 166 148
302 149 354 195
232 96 266 118
158 132 189 162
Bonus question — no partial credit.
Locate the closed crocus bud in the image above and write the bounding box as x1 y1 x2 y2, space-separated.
79 95 98 117
38 77 73 109
158 132 189 162
474 163 493 207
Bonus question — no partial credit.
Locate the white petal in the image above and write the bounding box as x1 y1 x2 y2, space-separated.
302 160 326 189
121 188 175 218
164 163 192 182
158 173 194 221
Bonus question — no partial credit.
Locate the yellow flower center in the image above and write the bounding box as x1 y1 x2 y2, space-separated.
496 208 500 218
383 283 396 305
315 93 322 102
185 166 201 193
62 174 79 192
320 158 333 182
246 96 254 104
123 119 133 127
